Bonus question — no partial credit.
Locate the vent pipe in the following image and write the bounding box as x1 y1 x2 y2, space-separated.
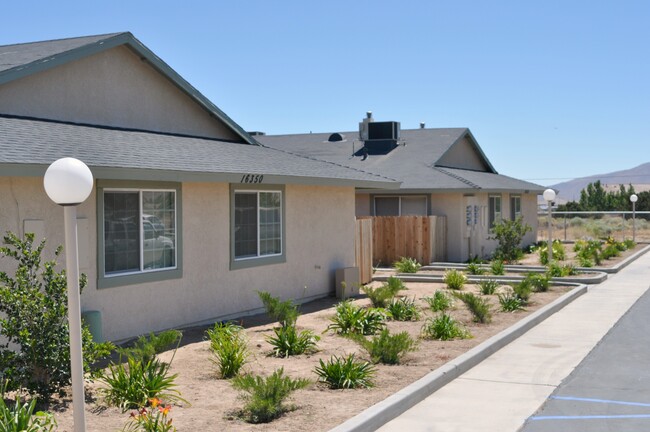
420 122 425 129
366 111 373 119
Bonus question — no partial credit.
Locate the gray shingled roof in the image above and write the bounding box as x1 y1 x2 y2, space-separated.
256 129 545 193
0 32 256 145
0 115 397 188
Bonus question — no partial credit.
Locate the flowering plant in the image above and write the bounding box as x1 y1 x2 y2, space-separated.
123 398 176 432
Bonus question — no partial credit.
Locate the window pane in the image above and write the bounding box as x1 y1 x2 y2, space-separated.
401 197 427 216
375 197 399 216
104 192 140 274
235 193 258 258
259 192 281 256
142 191 176 270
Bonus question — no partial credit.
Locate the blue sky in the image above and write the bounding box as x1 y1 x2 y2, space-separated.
2 1 649 186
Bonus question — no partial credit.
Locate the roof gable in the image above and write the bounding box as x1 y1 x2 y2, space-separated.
435 130 496 173
0 33 256 144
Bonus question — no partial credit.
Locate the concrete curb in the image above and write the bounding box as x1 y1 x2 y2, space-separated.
329 284 588 432
376 272 608 285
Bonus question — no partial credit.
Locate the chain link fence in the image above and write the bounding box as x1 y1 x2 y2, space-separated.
537 211 650 243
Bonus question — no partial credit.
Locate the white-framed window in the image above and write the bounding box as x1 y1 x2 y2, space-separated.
510 195 522 220
488 194 502 228
374 196 427 216
103 189 177 276
234 190 282 260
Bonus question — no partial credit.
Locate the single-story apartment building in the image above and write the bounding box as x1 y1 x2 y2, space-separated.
0 33 397 342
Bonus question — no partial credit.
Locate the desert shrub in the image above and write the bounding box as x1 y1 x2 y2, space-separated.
386 297 420 321
623 239 636 250
547 262 577 277
232 368 310 424
314 354 375 389
267 325 319 358
569 217 585 227
466 262 486 275
421 314 471 341
0 381 56 432
525 273 550 292
451 292 492 324
601 243 621 260
99 357 186 412
326 301 386 335
512 279 532 304
122 397 176 432
478 279 499 295
207 322 248 379
257 291 299 328
423 291 453 312
490 260 505 275
538 240 566 265
443 269 467 290
498 288 524 312
394 257 421 273
361 276 405 308
489 217 532 262
117 330 182 364
355 329 418 365
0 232 114 399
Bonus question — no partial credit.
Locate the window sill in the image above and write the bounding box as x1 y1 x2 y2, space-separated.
98 268 183 289
230 254 286 270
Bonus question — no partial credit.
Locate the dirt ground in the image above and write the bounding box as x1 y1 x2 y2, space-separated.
49 279 574 432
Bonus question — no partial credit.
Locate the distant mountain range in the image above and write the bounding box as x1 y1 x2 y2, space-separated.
549 162 650 204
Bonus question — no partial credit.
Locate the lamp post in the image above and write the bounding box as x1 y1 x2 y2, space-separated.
630 194 638 243
543 189 556 263
44 158 93 432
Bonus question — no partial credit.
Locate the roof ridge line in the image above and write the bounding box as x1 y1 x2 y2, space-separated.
0 32 126 49
434 166 481 189
0 113 246 144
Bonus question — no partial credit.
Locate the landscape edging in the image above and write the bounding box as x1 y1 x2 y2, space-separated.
329 284 588 432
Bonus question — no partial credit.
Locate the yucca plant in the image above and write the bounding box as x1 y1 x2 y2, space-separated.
266 325 319 358
326 300 386 335
0 382 56 432
443 269 467 290
478 279 499 295
421 314 471 341
355 329 418 365
232 368 311 424
99 357 186 412
393 257 421 273
386 297 420 321
490 260 505 275
314 354 376 389
206 322 248 378
498 288 524 312
452 291 492 324
423 291 453 312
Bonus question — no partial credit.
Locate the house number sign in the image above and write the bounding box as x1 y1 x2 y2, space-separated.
240 174 264 184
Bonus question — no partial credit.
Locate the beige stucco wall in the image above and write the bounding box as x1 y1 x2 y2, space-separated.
437 136 489 171
0 177 355 341
0 46 240 141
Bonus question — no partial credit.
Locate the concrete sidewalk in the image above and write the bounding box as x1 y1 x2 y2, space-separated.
376 251 650 432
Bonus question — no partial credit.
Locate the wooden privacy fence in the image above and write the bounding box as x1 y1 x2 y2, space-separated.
355 218 373 284
356 216 446 277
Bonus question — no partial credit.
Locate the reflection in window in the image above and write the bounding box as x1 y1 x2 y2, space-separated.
234 191 282 259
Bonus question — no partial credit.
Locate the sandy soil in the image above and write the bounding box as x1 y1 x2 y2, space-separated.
47 280 574 432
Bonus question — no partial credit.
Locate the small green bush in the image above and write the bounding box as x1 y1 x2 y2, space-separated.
538 240 566 265
232 368 310 424
0 382 56 432
361 276 405 308
314 354 375 389
423 291 453 312
267 325 319 358
452 292 492 324
257 291 299 328
99 357 186 412
443 269 467 290
207 322 248 378
117 330 182 364
489 217 531 262
512 279 532 304
394 257 421 273
547 262 577 277
525 273 550 292
355 329 418 365
601 243 621 260
386 297 421 321
466 262 486 275
498 289 524 312
490 260 505 275
421 314 471 341
478 279 499 295
326 301 386 335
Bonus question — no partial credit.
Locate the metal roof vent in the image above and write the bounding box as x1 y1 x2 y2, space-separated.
356 121 401 156
328 132 344 142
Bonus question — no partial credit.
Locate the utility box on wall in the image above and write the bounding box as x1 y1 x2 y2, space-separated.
335 267 360 299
